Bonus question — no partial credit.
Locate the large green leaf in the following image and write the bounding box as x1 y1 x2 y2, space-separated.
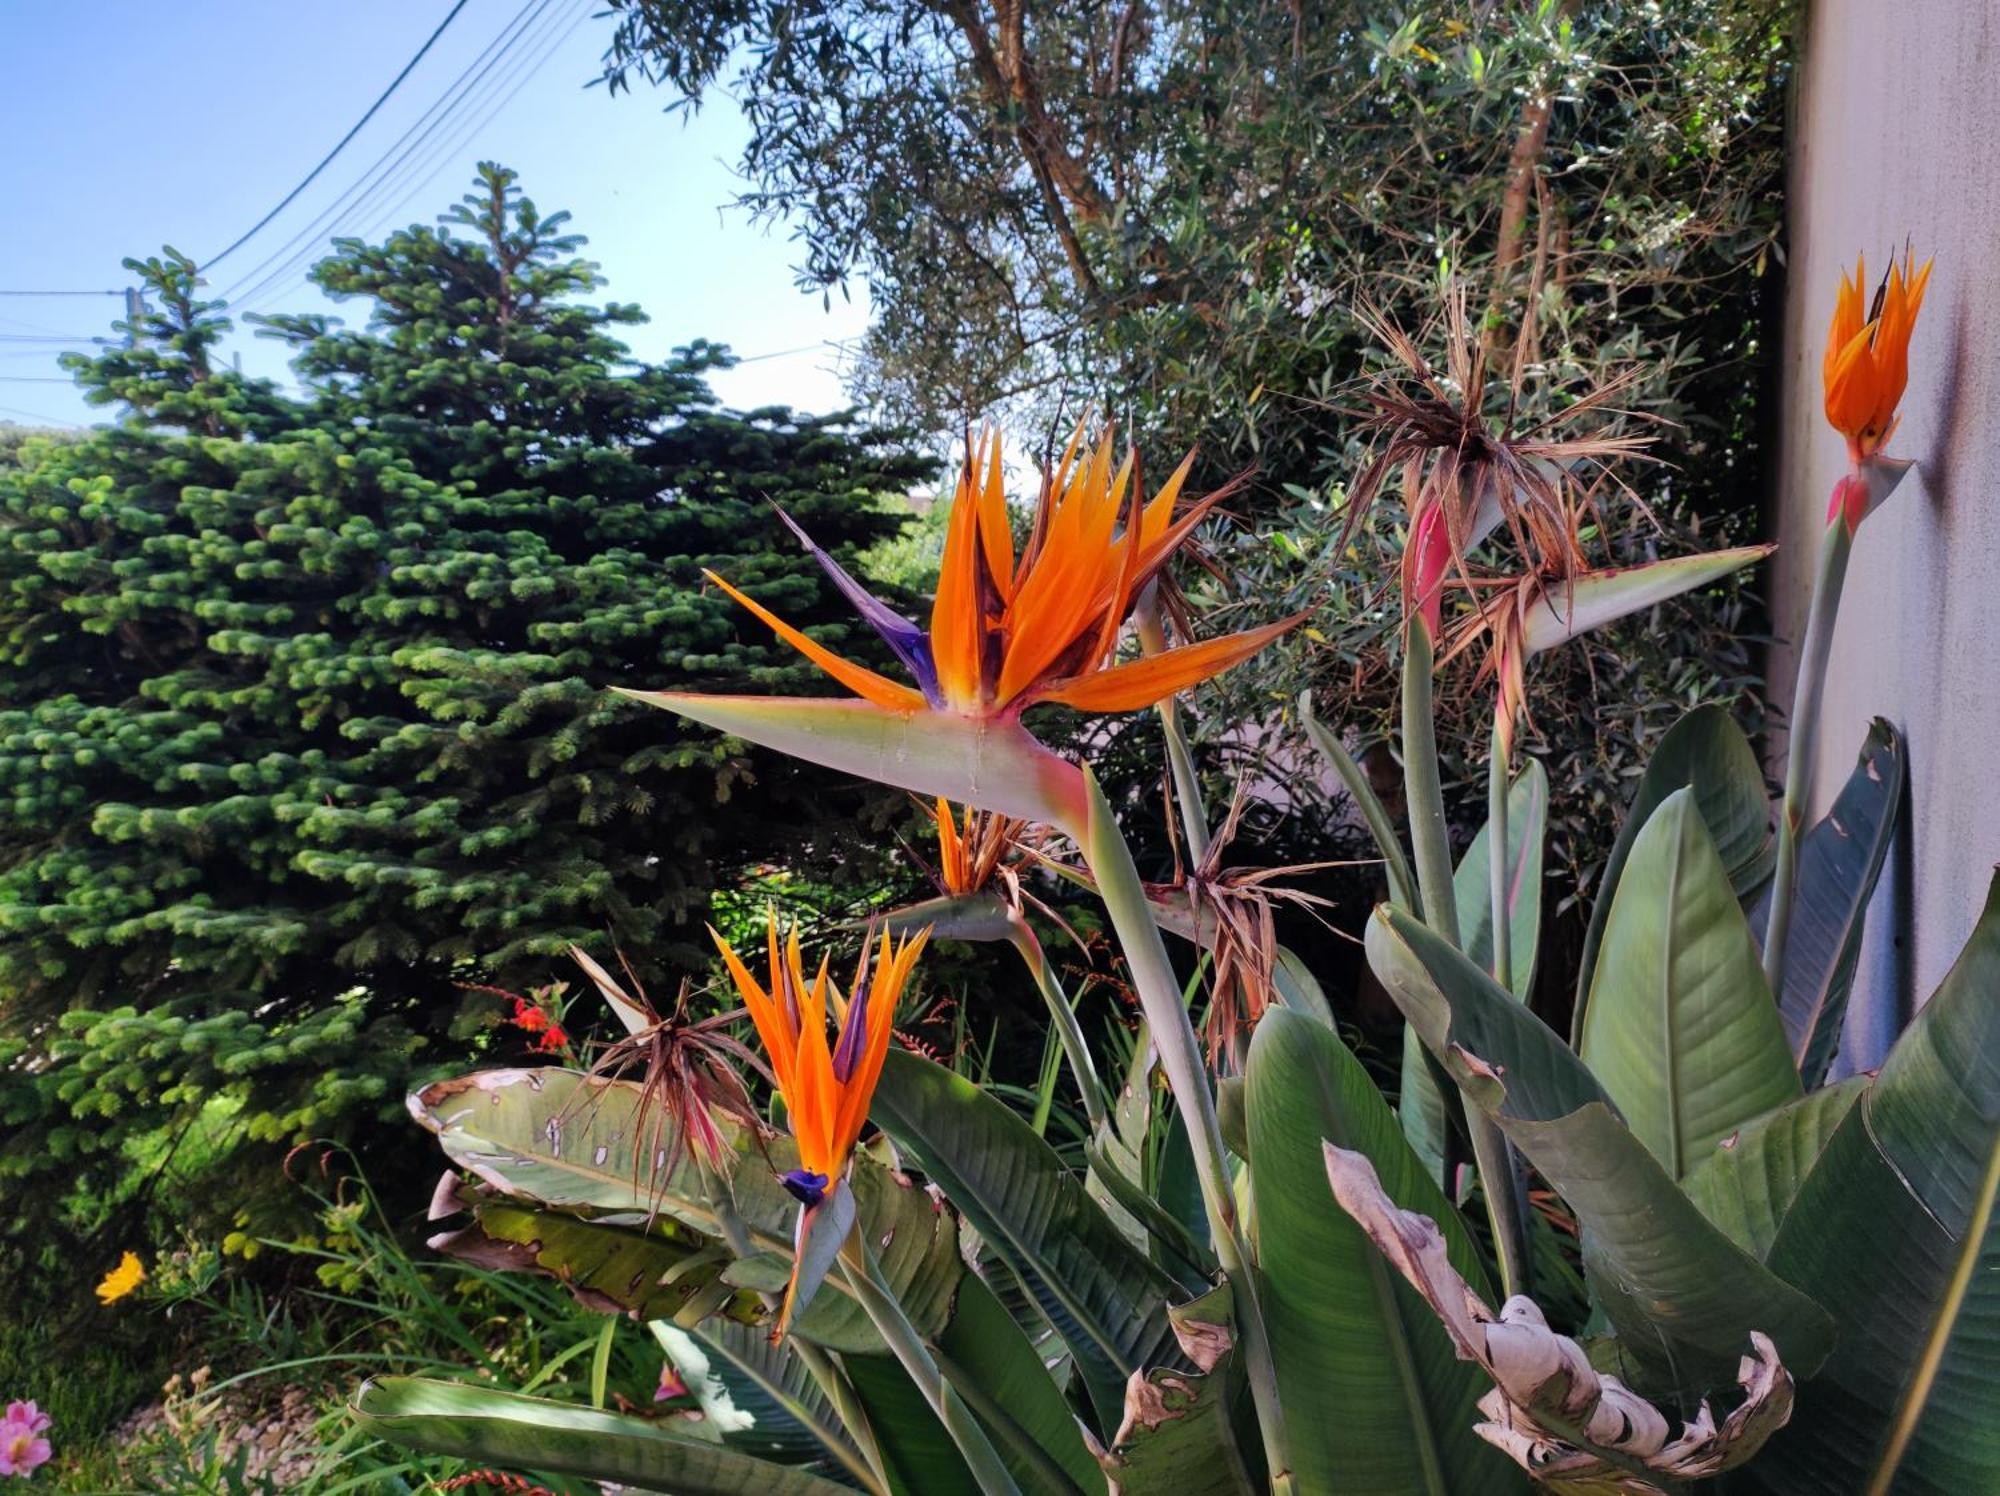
409 1068 959 1352
1679 1076 1869 1257
870 1049 1182 1436
1779 718 1904 1087
1578 789 1803 1177
351 1377 856 1493
1367 906 1834 1395
429 1190 752 1328
1754 875 2000 1493
1094 1284 1258 1496
1573 704 1774 1041
652 1321 859 1476
936 1270 1109 1496
834 1353 972 1496
1245 1008 1523 1496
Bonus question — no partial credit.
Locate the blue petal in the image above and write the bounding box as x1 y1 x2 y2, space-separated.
774 504 941 705
831 960 871 1084
782 1167 829 1207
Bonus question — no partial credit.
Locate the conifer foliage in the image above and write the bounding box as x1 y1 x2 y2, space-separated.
0 165 926 1246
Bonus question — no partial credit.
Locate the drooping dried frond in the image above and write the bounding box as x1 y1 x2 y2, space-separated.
571 947 768 1191
1340 284 1657 619
1152 785 1347 1061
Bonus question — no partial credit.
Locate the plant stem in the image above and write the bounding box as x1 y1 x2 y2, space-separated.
1072 768 1291 1487
1404 616 1530 1299
838 1234 1023 1496
1007 919 1109 1134
1401 617 1458 946
1764 519 1853 997
1488 721 1512 994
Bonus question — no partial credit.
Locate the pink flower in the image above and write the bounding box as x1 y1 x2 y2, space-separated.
0 1400 52 1478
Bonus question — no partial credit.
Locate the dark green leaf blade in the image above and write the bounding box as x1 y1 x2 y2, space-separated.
1246 1008 1525 1496
1573 705 1773 1041
351 1376 856 1493
871 1048 1183 1435
1679 1075 1868 1257
1755 875 2000 1492
1579 789 1802 1178
1780 719 1904 1086
1368 905 1834 1395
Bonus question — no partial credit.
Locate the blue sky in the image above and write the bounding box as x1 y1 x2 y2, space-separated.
0 0 871 428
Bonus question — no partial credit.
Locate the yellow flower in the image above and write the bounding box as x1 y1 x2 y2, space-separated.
1823 248 1932 463
96 1250 145 1305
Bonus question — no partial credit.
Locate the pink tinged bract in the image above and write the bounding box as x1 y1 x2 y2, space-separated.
617 689 1091 836
1518 545 1775 657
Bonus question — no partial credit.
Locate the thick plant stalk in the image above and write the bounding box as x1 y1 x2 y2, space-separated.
1401 618 1459 947
1488 722 1513 994
1006 919 1109 1134
1764 519 1854 996
1404 616 1532 1300
838 1233 1024 1496
1072 768 1292 1489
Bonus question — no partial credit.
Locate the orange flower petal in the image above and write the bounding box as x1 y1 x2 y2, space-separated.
705 570 926 713
1034 615 1304 713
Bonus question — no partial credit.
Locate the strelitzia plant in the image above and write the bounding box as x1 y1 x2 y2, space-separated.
630 424 1307 1475
1762 248 1931 999
352 269 1994 1496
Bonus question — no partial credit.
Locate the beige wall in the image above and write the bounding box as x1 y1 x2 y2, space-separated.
1772 0 2000 1065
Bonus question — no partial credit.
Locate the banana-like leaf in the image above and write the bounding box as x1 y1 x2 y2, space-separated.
936 1269 1110 1496
1779 718 1904 1087
1324 1145 1795 1491
1679 1076 1869 1258
870 1049 1183 1436
1753 874 2000 1493
842 1351 974 1496
1579 789 1803 1178
1403 762 1548 1178
1519 546 1773 657
1096 1285 1260 1496
350 1377 856 1493
1366 906 1835 1396
616 689 1089 833
1573 704 1775 1042
652 1321 859 1475
1245 1008 1524 1495
429 1188 753 1328
408 1069 958 1352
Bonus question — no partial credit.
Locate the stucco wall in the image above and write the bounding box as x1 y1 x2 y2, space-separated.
1772 0 2000 1066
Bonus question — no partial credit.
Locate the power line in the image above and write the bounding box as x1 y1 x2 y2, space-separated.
221 0 558 310
201 0 474 271
0 289 122 297
334 4 590 266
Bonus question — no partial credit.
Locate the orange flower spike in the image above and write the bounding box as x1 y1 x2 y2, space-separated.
1822 248 1933 463
700 423 1302 731
711 912 927 1204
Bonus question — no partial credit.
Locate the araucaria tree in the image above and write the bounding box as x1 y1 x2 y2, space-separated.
0 165 928 1251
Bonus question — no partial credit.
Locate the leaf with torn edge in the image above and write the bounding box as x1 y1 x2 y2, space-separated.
1324 1143 1794 1494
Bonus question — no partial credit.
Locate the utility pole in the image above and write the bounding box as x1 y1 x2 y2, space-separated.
124 286 146 347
